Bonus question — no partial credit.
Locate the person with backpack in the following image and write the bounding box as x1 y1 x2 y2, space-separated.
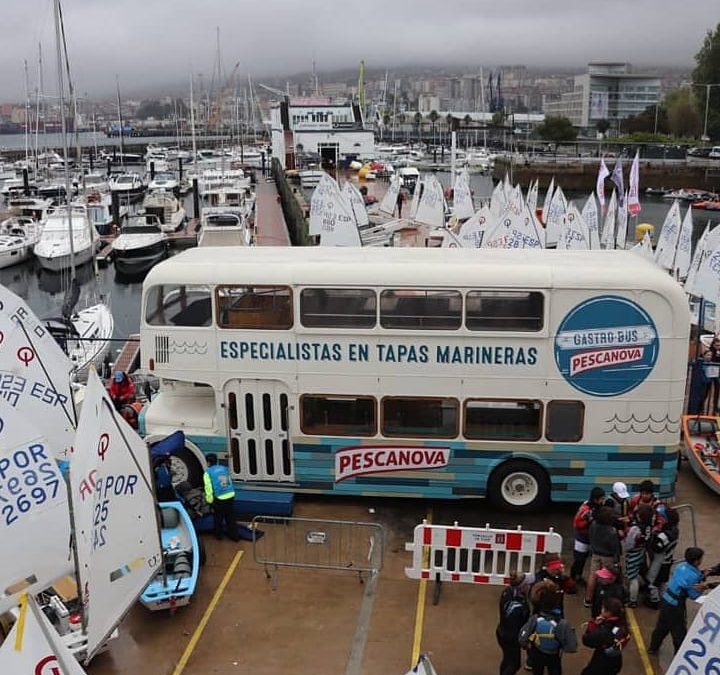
645 507 680 608
496 573 531 675
580 597 630 675
605 482 630 534
623 503 654 607
585 506 621 607
531 557 576 618
519 580 577 675
589 565 627 618
571 487 606 583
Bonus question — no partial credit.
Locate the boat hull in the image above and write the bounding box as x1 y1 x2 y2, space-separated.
36 245 94 272
681 415 720 496
0 246 32 269
115 248 167 276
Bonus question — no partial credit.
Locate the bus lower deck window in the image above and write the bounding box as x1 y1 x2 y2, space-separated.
465 291 544 332
301 395 376 436
300 288 376 328
382 397 458 438
216 285 293 329
464 400 542 441
545 401 584 442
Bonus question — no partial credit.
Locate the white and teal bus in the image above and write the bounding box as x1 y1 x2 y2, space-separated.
139 246 690 511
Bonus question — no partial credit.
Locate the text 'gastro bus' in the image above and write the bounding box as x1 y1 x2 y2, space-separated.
139 246 690 511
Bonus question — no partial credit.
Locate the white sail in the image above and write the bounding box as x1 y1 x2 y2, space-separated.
526 179 539 214
309 173 338 235
668 585 720 675
630 232 655 261
0 285 75 459
414 175 445 228
654 200 682 270
693 237 720 303
378 175 400 217
441 229 465 248
600 190 617 249
0 595 86 675
452 170 474 220
405 654 440 675
70 369 162 663
615 191 629 250
0 401 72 614
544 185 567 247
501 207 543 249
581 193 600 250
558 203 591 250
675 206 694 279
343 182 369 227
685 225 710 296
482 213 511 249
489 180 507 218
628 150 641 216
541 177 555 224
408 177 422 220
458 206 493 248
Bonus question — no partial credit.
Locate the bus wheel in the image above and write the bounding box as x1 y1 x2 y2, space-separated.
169 448 204 489
488 460 550 512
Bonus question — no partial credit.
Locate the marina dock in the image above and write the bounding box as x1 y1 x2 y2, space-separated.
254 177 290 246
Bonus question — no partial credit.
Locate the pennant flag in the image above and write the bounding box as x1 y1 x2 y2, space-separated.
674 206 693 279
596 158 610 212
610 158 624 206
627 151 641 216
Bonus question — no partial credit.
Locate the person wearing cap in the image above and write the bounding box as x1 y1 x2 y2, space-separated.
590 565 627 618
109 370 135 409
648 547 711 654
496 572 531 675
645 507 680 608
623 503 654 607
532 556 576 618
571 487 606 583
605 482 630 532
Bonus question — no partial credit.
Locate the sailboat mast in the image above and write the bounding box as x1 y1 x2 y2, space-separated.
189 73 197 163
34 43 43 172
23 60 31 167
116 75 125 168
53 0 76 283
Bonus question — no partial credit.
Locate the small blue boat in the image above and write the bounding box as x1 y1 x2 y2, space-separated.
140 502 203 611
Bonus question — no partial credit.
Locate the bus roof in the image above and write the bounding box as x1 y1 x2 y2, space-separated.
144 246 687 297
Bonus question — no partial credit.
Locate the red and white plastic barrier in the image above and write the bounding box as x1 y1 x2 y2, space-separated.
405 521 562 586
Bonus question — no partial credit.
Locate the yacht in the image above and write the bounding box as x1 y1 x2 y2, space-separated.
82 191 128 235
112 215 168 275
142 190 186 232
109 172 146 199
148 171 180 195
34 205 96 272
0 216 41 269
198 208 253 247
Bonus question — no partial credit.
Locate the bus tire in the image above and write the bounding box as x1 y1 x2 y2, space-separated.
169 447 204 490
488 460 550 512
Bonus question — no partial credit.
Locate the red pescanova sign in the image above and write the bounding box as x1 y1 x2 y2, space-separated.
335 446 450 482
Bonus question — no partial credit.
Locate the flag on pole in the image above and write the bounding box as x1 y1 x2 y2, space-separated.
610 158 624 206
596 158 610 212
627 150 641 216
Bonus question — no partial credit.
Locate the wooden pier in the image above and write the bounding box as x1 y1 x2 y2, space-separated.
254 178 290 246
111 333 141 377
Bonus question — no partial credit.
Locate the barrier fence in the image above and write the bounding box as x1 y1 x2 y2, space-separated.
251 516 384 590
405 521 562 604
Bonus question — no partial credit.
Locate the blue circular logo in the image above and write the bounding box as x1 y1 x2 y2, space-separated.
554 295 659 397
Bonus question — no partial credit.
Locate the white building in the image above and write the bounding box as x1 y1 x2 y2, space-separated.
543 62 661 131
271 97 375 169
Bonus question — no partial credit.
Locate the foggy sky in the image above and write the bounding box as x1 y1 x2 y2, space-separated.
1 0 717 100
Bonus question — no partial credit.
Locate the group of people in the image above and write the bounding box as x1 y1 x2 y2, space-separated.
495 480 719 674
689 334 720 414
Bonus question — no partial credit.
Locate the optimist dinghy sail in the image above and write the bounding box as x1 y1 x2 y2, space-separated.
0 594 86 675
378 175 401 217
0 285 75 459
70 369 162 663
0 401 72 614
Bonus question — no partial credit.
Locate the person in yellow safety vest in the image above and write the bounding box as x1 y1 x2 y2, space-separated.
203 454 239 541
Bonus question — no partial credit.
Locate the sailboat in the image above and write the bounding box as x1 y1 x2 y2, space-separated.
41 0 113 376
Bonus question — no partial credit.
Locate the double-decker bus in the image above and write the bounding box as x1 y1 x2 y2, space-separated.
139 246 689 511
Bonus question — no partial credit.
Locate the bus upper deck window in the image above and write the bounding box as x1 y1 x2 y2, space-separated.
466 291 544 332
216 286 293 330
145 285 212 327
546 400 584 442
380 290 462 330
300 288 376 328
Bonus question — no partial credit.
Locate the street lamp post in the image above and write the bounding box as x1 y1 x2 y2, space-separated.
694 83 720 142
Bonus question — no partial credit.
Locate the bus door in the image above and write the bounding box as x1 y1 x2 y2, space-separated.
224 379 294 482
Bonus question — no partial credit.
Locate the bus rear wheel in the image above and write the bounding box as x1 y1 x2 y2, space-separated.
488 460 550 513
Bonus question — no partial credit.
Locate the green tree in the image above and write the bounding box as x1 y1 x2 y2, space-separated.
665 88 702 138
535 116 577 152
596 118 610 136
428 109 439 144
491 110 506 126
693 22 720 140
413 111 423 141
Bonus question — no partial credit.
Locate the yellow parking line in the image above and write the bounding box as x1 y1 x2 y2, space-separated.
627 607 655 675
411 509 433 668
172 550 244 675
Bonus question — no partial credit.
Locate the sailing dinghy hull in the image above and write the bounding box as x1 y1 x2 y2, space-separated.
681 415 720 496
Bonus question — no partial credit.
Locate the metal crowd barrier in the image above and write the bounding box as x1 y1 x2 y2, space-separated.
673 503 697 564
251 516 384 590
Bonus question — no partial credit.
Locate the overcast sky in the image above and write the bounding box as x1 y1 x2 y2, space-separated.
1 0 717 100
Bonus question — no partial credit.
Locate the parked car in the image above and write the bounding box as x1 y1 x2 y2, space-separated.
689 146 713 158
710 146 720 159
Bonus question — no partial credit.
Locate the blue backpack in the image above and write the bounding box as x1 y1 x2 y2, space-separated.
530 616 560 654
